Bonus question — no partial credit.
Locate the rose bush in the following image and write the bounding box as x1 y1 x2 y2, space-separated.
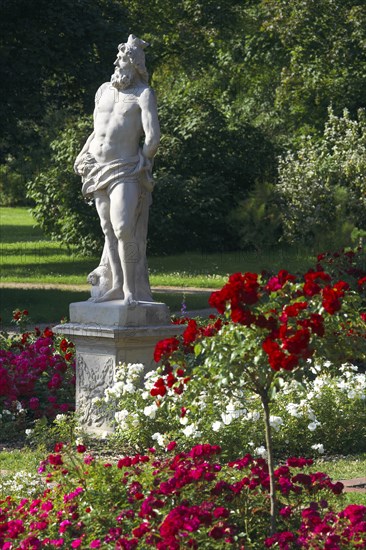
1 441 365 549
101 248 365 533
0 311 75 437
103 359 366 459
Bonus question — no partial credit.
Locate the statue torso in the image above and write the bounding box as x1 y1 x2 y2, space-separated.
89 84 146 164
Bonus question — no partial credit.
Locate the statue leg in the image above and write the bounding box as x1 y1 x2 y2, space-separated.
109 182 140 306
93 191 124 302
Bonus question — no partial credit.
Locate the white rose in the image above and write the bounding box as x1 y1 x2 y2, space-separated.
311 443 324 454
212 421 222 432
182 424 197 437
152 432 166 447
254 446 267 458
123 382 135 394
269 416 283 431
285 403 301 418
143 404 158 419
221 412 233 426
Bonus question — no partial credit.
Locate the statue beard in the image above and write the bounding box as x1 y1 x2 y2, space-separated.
110 66 135 90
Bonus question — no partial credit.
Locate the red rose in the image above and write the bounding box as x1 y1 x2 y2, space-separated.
154 337 179 363
322 286 341 314
166 441 177 452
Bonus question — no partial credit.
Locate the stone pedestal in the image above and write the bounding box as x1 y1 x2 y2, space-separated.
53 300 184 436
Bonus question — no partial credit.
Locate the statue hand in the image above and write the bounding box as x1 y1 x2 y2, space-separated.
74 157 83 175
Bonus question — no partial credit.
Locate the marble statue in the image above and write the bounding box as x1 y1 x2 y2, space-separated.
74 35 160 306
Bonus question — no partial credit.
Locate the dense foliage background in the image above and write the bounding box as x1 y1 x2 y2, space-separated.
1 0 365 254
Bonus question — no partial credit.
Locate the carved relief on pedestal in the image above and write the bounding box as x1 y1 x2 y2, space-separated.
76 354 115 429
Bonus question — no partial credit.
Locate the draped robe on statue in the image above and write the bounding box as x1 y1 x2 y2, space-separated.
79 151 154 302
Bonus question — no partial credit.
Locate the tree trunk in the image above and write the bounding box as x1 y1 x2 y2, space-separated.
261 393 277 535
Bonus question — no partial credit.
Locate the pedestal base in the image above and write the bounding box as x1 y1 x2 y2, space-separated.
69 299 171 327
53 300 184 436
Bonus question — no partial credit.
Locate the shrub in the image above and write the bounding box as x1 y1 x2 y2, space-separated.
105 359 366 460
26 86 276 256
102 251 365 533
228 181 283 251
276 107 366 247
26 116 103 256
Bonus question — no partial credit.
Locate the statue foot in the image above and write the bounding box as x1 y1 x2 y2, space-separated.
121 294 138 308
91 287 124 303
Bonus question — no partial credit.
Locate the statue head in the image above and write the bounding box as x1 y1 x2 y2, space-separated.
111 34 149 89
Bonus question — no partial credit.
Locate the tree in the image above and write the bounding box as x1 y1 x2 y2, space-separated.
260 0 366 139
27 116 103 254
0 0 127 161
23 0 276 254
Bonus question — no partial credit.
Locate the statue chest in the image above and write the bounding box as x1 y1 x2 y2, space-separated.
97 90 141 122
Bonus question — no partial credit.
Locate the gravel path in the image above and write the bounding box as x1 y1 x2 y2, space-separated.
0 282 216 294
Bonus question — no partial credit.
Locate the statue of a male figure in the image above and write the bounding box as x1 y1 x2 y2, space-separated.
74 35 160 306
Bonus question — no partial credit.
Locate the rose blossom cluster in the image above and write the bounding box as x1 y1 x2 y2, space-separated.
147 259 365 414
0 326 75 421
206 266 365 372
265 503 366 549
316 247 366 286
151 317 223 398
1 442 364 549
151 265 364 395
11 309 29 324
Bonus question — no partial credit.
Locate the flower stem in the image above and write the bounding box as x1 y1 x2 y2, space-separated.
261 392 277 535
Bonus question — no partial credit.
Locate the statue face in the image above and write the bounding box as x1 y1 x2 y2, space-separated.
114 51 129 69
111 55 136 90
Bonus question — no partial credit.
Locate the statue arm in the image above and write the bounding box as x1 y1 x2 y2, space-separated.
74 130 95 174
140 88 160 161
76 130 95 158
74 83 109 173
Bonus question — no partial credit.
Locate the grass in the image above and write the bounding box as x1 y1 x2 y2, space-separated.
315 454 366 506
0 247 317 287
315 454 366 481
0 206 45 242
0 448 44 475
0 207 320 288
0 443 363 481
0 206 322 322
0 288 90 325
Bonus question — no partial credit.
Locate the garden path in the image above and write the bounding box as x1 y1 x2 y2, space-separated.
339 478 366 493
0 282 217 294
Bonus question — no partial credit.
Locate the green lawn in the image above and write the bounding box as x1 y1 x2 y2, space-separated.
2 446 363 482
0 206 322 322
1 207 319 286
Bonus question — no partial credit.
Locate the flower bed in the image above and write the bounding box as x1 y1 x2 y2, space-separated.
0 314 75 438
0 247 365 545
0 442 365 549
